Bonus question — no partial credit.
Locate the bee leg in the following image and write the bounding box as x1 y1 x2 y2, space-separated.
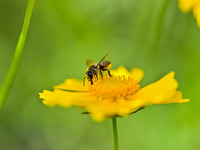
90 79 93 85
99 69 103 79
107 70 111 77
94 73 98 80
102 69 112 77
108 70 112 77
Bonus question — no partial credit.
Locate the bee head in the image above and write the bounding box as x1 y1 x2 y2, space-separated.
86 71 93 79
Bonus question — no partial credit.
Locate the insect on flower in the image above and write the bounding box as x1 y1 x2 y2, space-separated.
39 53 190 122
83 52 112 85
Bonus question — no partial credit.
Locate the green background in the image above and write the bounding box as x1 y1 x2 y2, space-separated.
0 0 199 150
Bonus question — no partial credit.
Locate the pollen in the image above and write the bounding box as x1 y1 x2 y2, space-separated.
89 75 140 99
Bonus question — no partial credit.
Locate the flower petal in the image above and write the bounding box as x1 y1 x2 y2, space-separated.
178 0 197 13
193 1 200 27
86 98 143 122
130 68 144 82
39 89 96 108
54 78 89 91
128 71 189 104
111 66 144 82
86 98 115 122
159 91 190 104
111 66 130 76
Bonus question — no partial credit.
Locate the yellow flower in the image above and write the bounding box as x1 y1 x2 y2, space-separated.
39 66 189 122
178 0 200 27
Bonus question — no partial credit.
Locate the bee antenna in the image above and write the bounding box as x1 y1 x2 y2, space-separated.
83 77 86 86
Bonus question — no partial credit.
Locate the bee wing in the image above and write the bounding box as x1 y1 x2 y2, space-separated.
95 52 110 67
86 59 95 66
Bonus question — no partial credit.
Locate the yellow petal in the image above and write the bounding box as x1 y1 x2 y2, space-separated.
39 89 96 108
115 98 144 116
86 98 115 122
178 0 197 13
54 78 88 91
86 98 142 122
129 71 189 104
130 67 144 82
159 91 190 104
111 66 130 76
193 1 200 27
39 90 58 107
111 66 144 82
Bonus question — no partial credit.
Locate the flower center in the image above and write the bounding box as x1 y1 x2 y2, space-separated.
88 75 140 99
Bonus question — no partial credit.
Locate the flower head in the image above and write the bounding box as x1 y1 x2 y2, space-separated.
178 0 200 27
39 66 189 122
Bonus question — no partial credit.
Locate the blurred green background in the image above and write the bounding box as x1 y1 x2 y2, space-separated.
0 0 199 150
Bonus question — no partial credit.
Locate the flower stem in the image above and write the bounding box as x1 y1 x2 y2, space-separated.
0 0 36 112
151 0 170 52
112 117 119 150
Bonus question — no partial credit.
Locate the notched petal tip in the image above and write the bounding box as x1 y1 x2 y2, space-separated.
39 90 58 107
39 90 52 99
165 91 190 104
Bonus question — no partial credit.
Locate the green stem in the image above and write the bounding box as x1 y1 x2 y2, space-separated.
151 0 170 52
0 0 36 111
112 117 119 150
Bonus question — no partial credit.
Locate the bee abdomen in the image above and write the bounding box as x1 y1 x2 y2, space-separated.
100 61 112 69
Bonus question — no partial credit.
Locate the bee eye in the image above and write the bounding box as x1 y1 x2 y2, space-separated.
88 72 92 76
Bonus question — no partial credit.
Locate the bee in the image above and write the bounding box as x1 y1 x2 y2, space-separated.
83 52 112 85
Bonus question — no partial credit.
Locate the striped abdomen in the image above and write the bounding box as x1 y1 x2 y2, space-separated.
99 61 112 70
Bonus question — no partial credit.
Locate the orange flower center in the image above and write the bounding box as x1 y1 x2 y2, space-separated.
88 75 140 99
